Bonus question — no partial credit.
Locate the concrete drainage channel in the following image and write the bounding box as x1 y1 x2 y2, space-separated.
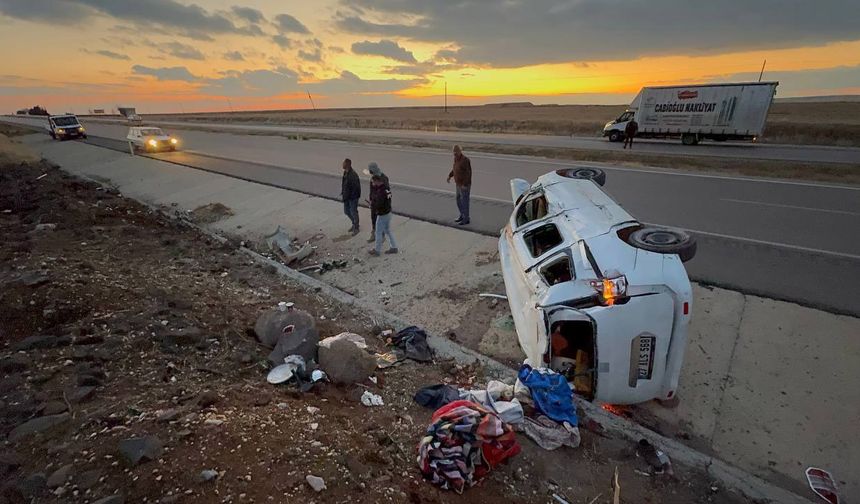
61 162 813 504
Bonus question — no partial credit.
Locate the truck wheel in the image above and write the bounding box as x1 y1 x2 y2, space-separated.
681 133 699 146
608 130 622 142
627 226 697 262
556 167 606 186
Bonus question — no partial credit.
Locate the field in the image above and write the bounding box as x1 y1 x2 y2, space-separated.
144 101 860 147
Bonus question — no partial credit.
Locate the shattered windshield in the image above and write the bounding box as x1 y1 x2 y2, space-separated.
53 116 79 126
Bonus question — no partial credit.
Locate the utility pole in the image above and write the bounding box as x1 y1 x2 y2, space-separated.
307 91 316 111
758 59 767 82
444 81 448 113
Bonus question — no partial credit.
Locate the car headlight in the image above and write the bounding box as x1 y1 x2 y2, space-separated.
78 127 85 132
170 138 178 144
148 139 158 147
56 129 64 134
590 274 628 306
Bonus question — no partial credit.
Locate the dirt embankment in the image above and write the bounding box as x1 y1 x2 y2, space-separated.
0 144 747 503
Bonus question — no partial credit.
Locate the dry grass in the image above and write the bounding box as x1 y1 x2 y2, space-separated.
143 101 860 147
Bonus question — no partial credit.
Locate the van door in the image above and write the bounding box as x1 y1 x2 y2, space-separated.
545 307 597 400
589 293 675 404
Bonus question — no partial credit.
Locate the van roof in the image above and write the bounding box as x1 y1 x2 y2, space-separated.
537 171 637 240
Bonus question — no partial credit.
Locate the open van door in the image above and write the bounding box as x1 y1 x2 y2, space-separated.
588 293 675 404
545 307 597 400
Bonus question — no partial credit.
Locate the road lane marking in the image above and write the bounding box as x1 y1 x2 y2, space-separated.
721 198 860 216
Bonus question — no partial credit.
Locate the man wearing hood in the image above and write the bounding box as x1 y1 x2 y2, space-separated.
341 158 361 234
364 162 390 243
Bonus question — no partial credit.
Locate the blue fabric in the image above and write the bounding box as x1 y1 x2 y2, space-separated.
517 364 578 426
343 198 359 228
455 185 471 222
374 213 396 252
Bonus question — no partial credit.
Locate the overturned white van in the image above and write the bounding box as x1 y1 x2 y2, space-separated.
499 168 696 405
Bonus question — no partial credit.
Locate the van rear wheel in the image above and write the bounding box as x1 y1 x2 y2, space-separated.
681 133 699 146
556 167 606 186
627 226 697 262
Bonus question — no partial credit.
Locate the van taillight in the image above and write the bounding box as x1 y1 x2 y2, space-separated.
683 302 689 315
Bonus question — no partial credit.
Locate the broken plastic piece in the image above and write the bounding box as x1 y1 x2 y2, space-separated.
806 467 840 504
266 355 306 384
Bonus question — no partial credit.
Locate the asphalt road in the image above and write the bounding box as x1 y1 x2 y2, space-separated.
5 116 860 314
79 116 860 165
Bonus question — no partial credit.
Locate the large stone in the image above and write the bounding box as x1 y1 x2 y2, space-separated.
196 391 220 408
42 401 68 416
92 495 124 504
267 326 319 365
254 308 316 348
318 339 377 385
46 464 73 488
19 472 46 497
7 413 70 442
0 354 30 373
12 335 58 351
0 452 23 475
76 469 102 490
66 386 97 403
118 436 163 466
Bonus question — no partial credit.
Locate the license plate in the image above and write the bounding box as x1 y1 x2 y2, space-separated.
628 333 656 386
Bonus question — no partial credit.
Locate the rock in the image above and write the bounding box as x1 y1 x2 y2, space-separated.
305 475 326 492
34 223 57 232
12 335 59 351
254 307 316 348
118 436 164 466
0 354 30 373
267 325 320 365
198 469 219 482
76 469 102 490
73 334 105 345
160 495 181 503
196 391 220 408
92 495 124 504
66 386 96 403
319 339 377 385
0 452 23 475
77 374 104 387
46 464 73 488
7 413 70 442
19 472 46 497
203 418 223 426
253 395 271 407
42 401 68 416
173 327 204 346
157 409 181 422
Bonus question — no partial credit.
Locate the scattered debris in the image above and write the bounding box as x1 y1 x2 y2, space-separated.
118 436 164 466
267 355 307 384
806 467 840 504
360 390 384 407
478 293 507 300
636 439 673 476
265 225 313 264
199 469 219 482
319 336 376 385
305 474 326 492
388 326 432 362
190 202 233 224
414 384 459 409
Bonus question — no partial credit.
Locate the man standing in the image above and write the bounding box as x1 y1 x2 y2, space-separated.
446 145 472 225
363 162 389 243
341 158 361 234
368 174 398 256
623 118 638 149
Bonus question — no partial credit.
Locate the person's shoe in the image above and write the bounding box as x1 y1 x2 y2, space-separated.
385 248 399 255
351 226 360 236
458 220 470 226
454 217 463 224
368 249 380 256
366 235 376 243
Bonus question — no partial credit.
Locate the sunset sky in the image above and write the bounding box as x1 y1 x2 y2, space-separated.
1 0 859 113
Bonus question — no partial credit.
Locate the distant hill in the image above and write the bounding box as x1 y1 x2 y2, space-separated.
776 95 860 103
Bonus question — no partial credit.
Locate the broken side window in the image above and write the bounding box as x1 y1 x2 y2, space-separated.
539 254 574 286
516 193 549 228
523 223 563 258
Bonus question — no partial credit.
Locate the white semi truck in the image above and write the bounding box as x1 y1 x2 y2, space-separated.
603 82 778 145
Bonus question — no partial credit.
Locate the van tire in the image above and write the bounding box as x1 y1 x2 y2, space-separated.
608 130 623 142
556 167 606 186
627 226 697 262
681 133 699 146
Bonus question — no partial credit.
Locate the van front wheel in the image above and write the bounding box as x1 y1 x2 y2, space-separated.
608 130 623 142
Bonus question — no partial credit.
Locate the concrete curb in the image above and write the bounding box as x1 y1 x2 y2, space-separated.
50 149 813 504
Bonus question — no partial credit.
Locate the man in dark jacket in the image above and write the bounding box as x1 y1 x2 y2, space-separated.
341 158 361 234
363 162 389 243
624 119 638 149
368 174 398 256
446 144 472 225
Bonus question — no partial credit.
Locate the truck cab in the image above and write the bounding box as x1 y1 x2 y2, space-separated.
603 110 636 142
47 114 86 140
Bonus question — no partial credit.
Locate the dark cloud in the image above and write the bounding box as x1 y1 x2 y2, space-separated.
307 70 424 94
715 64 860 95
299 48 322 62
274 13 309 34
272 35 292 49
352 39 416 63
161 41 205 60
337 0 860 66
0 0 92 22
90 49 131 60
132 65 197 82
384 61 459 76
0 0 264 39
224 51 245 61
231 5 264 24
201 67 299 96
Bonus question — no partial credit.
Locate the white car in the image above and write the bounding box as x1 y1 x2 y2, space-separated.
127 127 179 152
499 168 696 405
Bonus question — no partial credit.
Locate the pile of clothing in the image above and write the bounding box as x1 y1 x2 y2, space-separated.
516 364 581 450
417 400 521 493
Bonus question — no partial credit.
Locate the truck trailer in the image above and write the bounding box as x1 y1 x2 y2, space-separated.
603 82 778 145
